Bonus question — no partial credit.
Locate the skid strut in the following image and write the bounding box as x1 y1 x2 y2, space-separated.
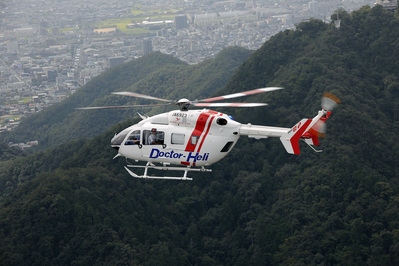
124 162 211 180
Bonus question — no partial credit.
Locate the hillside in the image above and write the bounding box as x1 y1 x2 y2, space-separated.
1 5 399 265
0 143 24 161
0 47 251 150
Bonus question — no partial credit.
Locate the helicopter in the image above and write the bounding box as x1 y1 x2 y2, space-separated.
79 87 340 180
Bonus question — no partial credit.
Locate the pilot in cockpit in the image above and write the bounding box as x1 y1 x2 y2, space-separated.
148 129 158 145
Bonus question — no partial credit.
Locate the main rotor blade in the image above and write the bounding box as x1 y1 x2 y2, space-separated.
76 103 171 110
112 91 173 103
199 87 283 103
194 103 268 107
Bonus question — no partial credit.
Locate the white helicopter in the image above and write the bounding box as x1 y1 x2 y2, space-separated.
79 87 340 180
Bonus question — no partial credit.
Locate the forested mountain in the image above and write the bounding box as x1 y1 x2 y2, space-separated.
0 144 24 161
0 47 251 150
1 5 399 265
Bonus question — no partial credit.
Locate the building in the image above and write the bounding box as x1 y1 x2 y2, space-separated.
13 27 36 37
309 0 319 14
194 11 257 27
142 39 153 55
47 70 58 82
175 15 188 30
376 0 398 10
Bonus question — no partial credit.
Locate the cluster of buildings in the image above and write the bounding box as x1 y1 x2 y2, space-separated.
8 140 39 150
0 0 378 133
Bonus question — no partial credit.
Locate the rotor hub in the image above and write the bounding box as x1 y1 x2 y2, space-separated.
176 98 192 111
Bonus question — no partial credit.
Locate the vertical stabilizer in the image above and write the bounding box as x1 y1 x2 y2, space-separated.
280 119 312 154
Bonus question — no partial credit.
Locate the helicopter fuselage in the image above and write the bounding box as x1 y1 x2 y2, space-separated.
111 109 241 167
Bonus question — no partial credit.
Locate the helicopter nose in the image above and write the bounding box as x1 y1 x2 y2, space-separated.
111 136 120 151
111 132 127 150
112 146 120 151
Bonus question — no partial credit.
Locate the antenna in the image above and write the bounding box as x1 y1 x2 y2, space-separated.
334 8 341 29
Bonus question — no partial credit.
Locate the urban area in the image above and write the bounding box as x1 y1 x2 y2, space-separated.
0 0 388 149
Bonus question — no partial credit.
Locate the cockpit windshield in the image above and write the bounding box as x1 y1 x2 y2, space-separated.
111 128 131 146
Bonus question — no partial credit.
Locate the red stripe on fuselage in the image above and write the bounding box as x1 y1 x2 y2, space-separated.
181 110 219 166
197 112 222 152
197 116 216 152
184 112 212 152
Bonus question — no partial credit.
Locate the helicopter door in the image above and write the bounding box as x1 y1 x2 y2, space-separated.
141 129 166 160
121 130 142 159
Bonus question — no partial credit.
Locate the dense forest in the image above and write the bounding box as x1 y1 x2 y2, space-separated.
1 5 399 265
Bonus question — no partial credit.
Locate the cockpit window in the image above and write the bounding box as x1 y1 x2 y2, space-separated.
144 130 165 145
111 128 130 146
125 130 140 145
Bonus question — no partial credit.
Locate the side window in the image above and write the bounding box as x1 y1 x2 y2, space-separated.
144 129 165 145
191 135 199 145
171 133 185 145
221 141 234 152
125 130 140 145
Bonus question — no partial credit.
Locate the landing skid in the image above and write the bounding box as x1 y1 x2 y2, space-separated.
124 162 212 180
303 140 323 153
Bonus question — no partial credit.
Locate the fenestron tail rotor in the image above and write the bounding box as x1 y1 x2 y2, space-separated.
321 92 341 111
309 92 341 138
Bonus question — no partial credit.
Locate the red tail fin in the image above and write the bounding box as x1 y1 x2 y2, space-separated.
280 119 312 154
280 111 332 154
